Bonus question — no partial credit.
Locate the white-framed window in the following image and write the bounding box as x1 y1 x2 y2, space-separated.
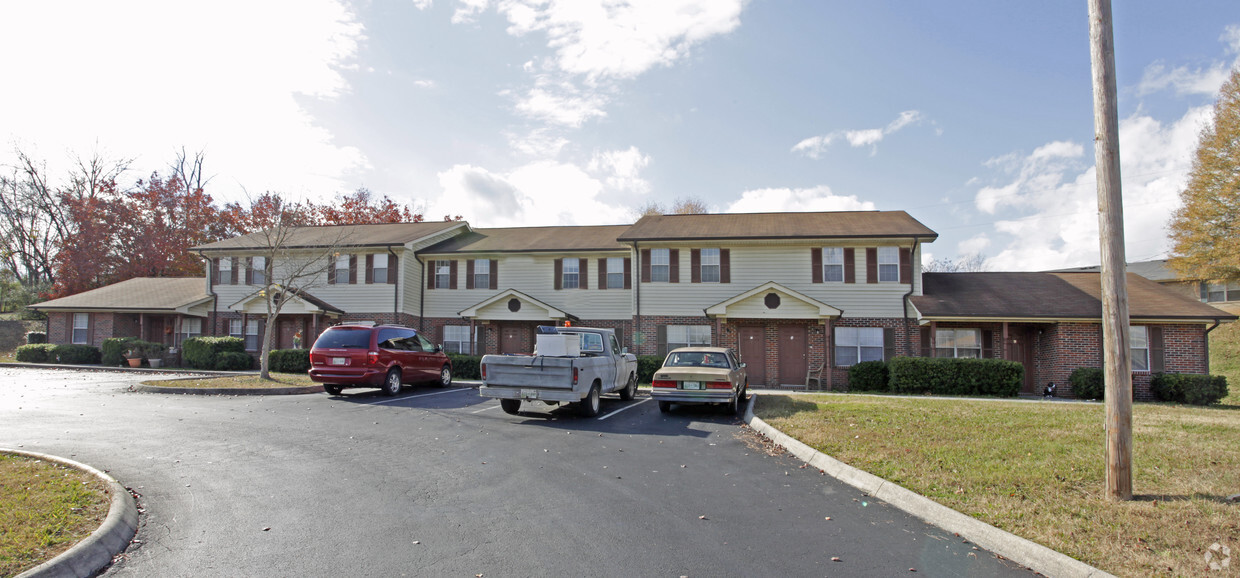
335 255 350 283
835 327 884 367
935 328 981 358
372 253 389 284
442 325 475 354
252 256 267 286
606 257 624 288
877 247 899 282
218 256 233 281
245 319 260 351
651 249 670 283
181 318 202 342
667 325 711 350
1206 281 1240 302
562 258 580 289
824 247 845 282
473 259 490 289
700 248 720 283
1130 325 1149 372
229 319 243 339
435 261 451 289
72 313 89 344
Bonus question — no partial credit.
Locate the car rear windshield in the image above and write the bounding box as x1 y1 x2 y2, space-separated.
313 328 371 349
665 351 729 368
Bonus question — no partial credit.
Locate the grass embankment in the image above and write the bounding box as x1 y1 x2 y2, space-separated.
0 454 111 576
755 394 1239 577
146 373 316 389
1210 320 1240 406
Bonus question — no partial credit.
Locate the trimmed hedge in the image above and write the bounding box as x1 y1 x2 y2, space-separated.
215 351 253 371
449 354 481 379
268 349 310 373
51 344 101 365
183 336 245 370
25 332 47 345
101 337 138 366
888 356 1022 397
847 361 889 392
1068 367 1105 400
1150 373 1229 406
15 344 55 363
637 355 664 384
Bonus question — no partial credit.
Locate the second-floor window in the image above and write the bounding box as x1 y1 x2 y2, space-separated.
877 247 899 282
700 248 720 283
1206 281 1239 302
251 256 267 286
219 256 233 284
562 258 580 289
824 247 844 282
435 261 452 289
372 254 389 284
335 255 350 284
473 259 490 289
606 257 624 289
651 249 670 282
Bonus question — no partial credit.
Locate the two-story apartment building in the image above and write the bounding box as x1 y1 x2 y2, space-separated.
32 210 1233 398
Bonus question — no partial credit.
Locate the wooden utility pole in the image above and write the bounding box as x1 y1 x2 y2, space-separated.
1087 0 1133 501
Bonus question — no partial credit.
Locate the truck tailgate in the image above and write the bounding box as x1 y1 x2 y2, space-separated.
483 356 577 389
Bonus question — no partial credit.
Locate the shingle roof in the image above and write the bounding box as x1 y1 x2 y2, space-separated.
31 278 211 312
193 221 465 252
1049 259 1181 282
912 272 1235 321
616 211 938 242
420 225 632 254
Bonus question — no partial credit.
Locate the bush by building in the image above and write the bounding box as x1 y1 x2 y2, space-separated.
449 354 481 379
268 349 310 373
183 337 245 370
15 343 55 363
847 361 889 392
101 337 138 366
888 356 1022 397
1068 367 1105 400
1150 373 1229 406
637 355 663 384
214 351 253 371
51 344 101 365
25 332 47 345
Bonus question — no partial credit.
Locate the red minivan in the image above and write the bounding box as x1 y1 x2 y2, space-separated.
308 324 452 396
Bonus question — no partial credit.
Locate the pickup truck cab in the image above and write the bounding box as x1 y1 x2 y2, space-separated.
479 327 638 417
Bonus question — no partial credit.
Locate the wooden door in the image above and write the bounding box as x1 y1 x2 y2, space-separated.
738 327 766 386
1008 328 1036 394
500 326 525 355
778 325 808 386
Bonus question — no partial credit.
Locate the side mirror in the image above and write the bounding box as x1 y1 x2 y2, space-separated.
435 344 443 353
621 347 628 355
740 362 747 368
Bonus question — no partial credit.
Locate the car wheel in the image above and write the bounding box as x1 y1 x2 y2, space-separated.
500 399 521 415
619 372 637 401
382 368 402 396
437 365 452 388
658 400 672 413
726 391 741 415
324 384 343 395
578 382 601 417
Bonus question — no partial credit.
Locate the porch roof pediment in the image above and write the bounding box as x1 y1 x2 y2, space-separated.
459 289 575 321
705 282 842 319
229 288 343 316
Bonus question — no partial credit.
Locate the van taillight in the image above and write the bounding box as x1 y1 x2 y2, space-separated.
572 366 579 386
367 351 379 365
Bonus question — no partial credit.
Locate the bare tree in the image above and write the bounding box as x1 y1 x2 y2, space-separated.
922 253 989 273
632 195 712 218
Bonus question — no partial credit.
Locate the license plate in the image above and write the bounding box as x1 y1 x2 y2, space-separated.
520 389 539 399
331 357 347 366
681 381 702 390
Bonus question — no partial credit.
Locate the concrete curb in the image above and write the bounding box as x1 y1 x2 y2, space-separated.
3 449 138 578
742 394 1117 578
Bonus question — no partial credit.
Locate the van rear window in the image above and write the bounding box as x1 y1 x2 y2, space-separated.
314 328 371 349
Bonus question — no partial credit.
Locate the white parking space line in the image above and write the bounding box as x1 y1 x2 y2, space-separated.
597 398 650 421
471 404 499 414
366 387 476 406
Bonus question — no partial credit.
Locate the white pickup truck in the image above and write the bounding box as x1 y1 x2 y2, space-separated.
479 327 638 417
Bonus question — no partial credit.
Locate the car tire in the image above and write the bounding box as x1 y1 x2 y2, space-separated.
726 391 741 415
619 373 637 401
382 368 402 396
658 400 672 413
578 382 601 417
500 399 521 415
324 384 343 395
437 365 452 388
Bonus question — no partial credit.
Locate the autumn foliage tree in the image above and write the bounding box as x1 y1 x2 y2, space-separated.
1168 67 1240 283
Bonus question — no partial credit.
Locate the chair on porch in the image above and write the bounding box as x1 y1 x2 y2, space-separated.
805 363 825 389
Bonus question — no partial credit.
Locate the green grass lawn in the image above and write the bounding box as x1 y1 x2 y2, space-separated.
0 454 111 576
1209 321 1240 406
755 394 1239 577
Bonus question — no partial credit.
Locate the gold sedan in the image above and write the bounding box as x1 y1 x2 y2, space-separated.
651 347 748 414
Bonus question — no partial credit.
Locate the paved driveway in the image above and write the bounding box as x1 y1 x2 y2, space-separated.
0 367 1031 577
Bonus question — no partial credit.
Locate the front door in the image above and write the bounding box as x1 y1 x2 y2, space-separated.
500 325 525 355
1009 327 1037 394
778 325 808 387
738 327 766 386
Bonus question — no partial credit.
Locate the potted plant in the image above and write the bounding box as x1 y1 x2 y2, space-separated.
124 348 143 368
144 343 167 368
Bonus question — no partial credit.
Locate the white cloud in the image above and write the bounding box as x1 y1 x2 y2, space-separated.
792 110 925 158
412 0 435 10
725 186 877 214
452 0 490 24
509 81 609 128
958 234 991 256
1137 24 1240 97
978 106 1211 271
0 0 368 202
588 146 651 195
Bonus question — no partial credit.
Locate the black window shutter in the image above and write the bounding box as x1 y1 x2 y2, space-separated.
388 254 397 285
883 327 895 361
920 326 931 357
866 248 878 284
327 257 335 285
211 258 220 288
598 258 607 290
427 261 435 290
640 250 650 283
349 255 358 285
580 259 588 290
720 249 730 284
982 329 994 358
245 258 253 285
843 249 855 284
466 260 475 290
657 325 668 358
899 247 912 284
669 249 680 283
554 258 563 290
449 260 458 289
365 254 374 284
811 248 822 283
1149 326 1165 373
624 257 632 289
691 249 701 283
490 261 498 290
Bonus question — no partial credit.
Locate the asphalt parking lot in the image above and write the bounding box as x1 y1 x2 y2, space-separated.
0 367 1032 577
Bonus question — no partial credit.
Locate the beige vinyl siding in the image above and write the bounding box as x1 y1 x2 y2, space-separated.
639 243 924 319
401 226 470 314
421 252 632 320
722 288 823 319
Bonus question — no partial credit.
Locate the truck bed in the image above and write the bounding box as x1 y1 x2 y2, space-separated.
481 355 595 389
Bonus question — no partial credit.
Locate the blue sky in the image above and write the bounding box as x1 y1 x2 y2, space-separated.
2 1 1238 271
